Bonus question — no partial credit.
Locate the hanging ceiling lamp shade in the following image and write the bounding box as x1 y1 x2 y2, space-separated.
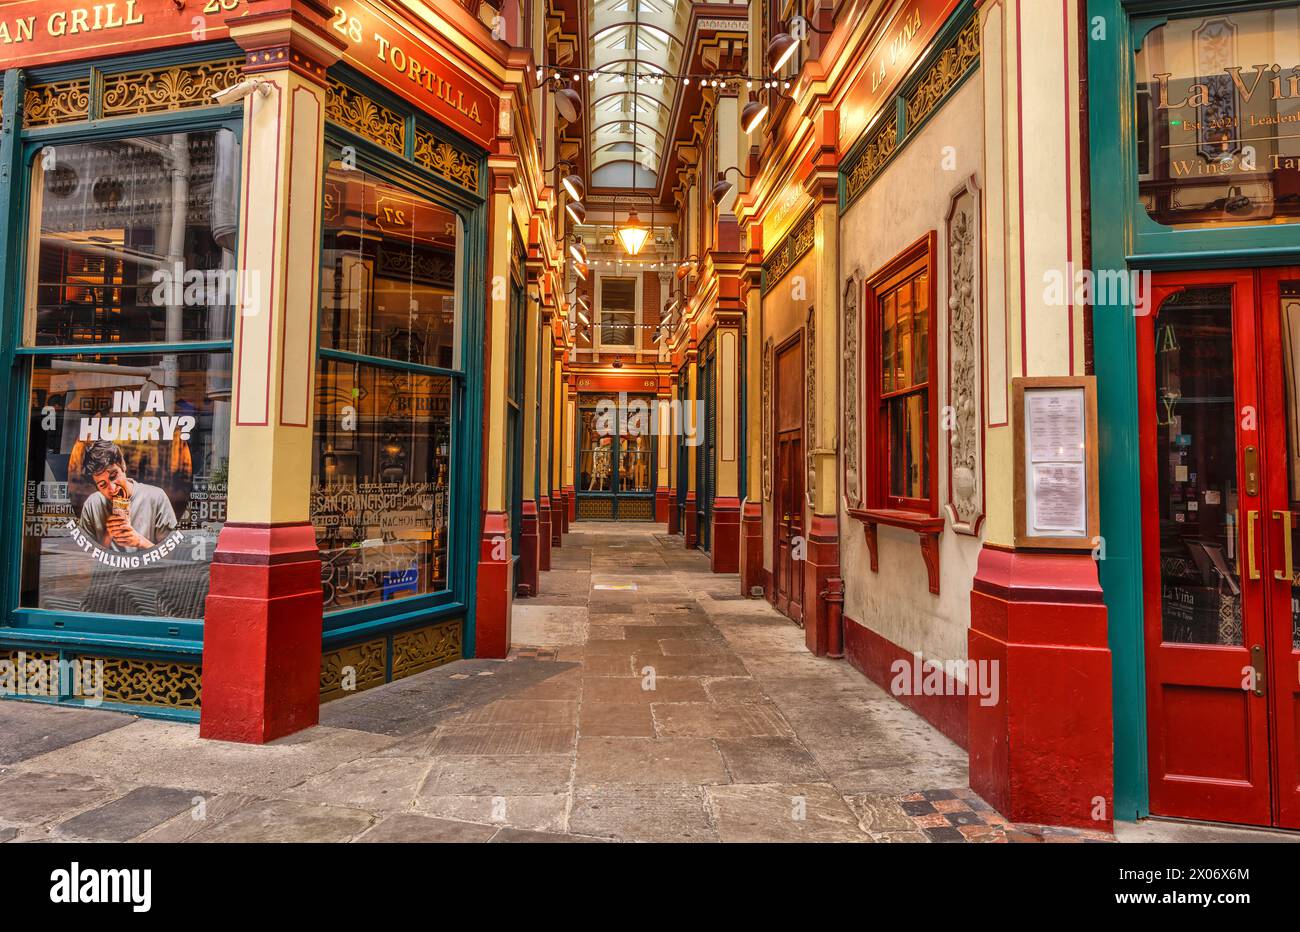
711 172 734 205
556 87 582 123
566 199 586 224
766 33 799 74
617 208 650 256
570 239 587 264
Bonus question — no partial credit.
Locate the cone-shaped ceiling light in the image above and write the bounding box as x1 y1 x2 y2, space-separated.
617 209 650 256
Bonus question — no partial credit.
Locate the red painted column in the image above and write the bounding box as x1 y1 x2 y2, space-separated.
655 486 671 523
968 546 1113 831
802 514 840 656
563 486 574 529
538 498 552 571
667 496 680 535
517 500 539 597
550 492 564 546
475 511 513 658
711 496 741 573
739 499 763 596
684 491 698 549
200 524 322 743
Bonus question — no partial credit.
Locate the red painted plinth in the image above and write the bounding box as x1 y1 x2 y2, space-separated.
538 499 553 572
739 499 763 597
550 493 563 548
667 496 680 535
475 511 513 659
684 492 698 549
199 522 323 744
655 486 670 523
710 496 741 574
969 546 1113 831
517 500 539 598
563 486 574 530
802 514 840 657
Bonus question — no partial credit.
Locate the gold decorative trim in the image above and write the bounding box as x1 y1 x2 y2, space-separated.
102 59 244 118
413 129 479 193
842 14 979 208
391 621 462 680
325 79 405 155
320 637 386 702
762 208 817 294
24 79 91 127
843 118 899 206
94 656 202 709
905 15 980 131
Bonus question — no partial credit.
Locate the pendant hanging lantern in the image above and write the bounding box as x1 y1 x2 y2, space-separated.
617 209 650 256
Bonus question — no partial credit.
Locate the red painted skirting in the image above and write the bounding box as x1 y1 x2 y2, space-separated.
655 486 670 523
563 486 574 529
842 617 969 749
684 491 698 549
474 511 514 659
969 546 1112 831
710 496 741 573
802 514 840 657
538 499 553 571
517 499 539 597
550 492 563 547
199 522 322 744
667 495 680 535
739 499 763 597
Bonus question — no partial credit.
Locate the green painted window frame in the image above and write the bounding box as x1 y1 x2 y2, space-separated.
0 61 246 658
315 71 488 653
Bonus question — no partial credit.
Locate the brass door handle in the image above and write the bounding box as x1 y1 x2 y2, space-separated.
1251 644 1266 697
1247 509 1261 580
1274 510 1295 583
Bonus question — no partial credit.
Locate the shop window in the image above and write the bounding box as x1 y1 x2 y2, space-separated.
867 234 937 514
1135 9 1300 229
18 130 240 620
600 276 636 347
311 160 461 612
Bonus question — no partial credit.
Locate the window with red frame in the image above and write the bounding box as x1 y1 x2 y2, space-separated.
867 233 938 515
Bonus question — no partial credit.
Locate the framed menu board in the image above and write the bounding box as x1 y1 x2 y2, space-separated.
1013 376 1099 549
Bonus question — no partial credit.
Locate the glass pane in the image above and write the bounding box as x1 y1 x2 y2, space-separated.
619 433 653 493
311 360 452 610
887 390 929 501
1135 10 1300 229
881 290 896 394
21 352 231 618
28 130 241 346
913 271 930 385
601 277 636 346
579 407 613 491
319 162 462 368
1154 286 1241 645
897 278 914 390
1279 281 1300 650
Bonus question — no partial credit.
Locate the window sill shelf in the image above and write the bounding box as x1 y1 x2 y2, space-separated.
847 507 944 595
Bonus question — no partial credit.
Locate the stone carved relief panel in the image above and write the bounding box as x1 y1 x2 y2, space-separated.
944 177 984 535
842 274 862 510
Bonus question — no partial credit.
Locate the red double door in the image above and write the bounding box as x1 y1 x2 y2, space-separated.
1140 268 1300 828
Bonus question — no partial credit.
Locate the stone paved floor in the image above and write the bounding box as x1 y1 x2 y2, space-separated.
0 522 1294 843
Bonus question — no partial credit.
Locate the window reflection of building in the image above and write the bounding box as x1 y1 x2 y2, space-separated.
311 162 460 611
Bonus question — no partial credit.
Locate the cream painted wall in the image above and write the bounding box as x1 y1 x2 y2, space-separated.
837 75 984 672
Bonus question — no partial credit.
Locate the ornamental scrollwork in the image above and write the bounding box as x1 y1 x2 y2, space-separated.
325 79 406 155
24 79 91 127
843 275 862 509
414 130 479 193
945 180 984 535
101 60 244 117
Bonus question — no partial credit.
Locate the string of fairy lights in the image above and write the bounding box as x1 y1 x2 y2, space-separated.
535 65 795 93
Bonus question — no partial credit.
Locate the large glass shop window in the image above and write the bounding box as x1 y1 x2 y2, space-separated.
311 162 461 611
1136 9 1300 229
18 130 239 620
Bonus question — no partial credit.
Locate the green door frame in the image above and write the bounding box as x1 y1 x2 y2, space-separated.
1087 0 1300 820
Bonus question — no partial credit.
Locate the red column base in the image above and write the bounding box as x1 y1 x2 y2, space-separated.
563 486 574 530
550 493 563 547
538 499 553 571
969 546 1113 831
667 494 680 535
199 523 322 744
655 486 670 523
517 500 539 597
739 499 763 597
710 496 741 574
684 492 698 549
474 511 513 659
802 514 841 657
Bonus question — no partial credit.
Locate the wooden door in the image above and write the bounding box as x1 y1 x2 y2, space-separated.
773 336 804 623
